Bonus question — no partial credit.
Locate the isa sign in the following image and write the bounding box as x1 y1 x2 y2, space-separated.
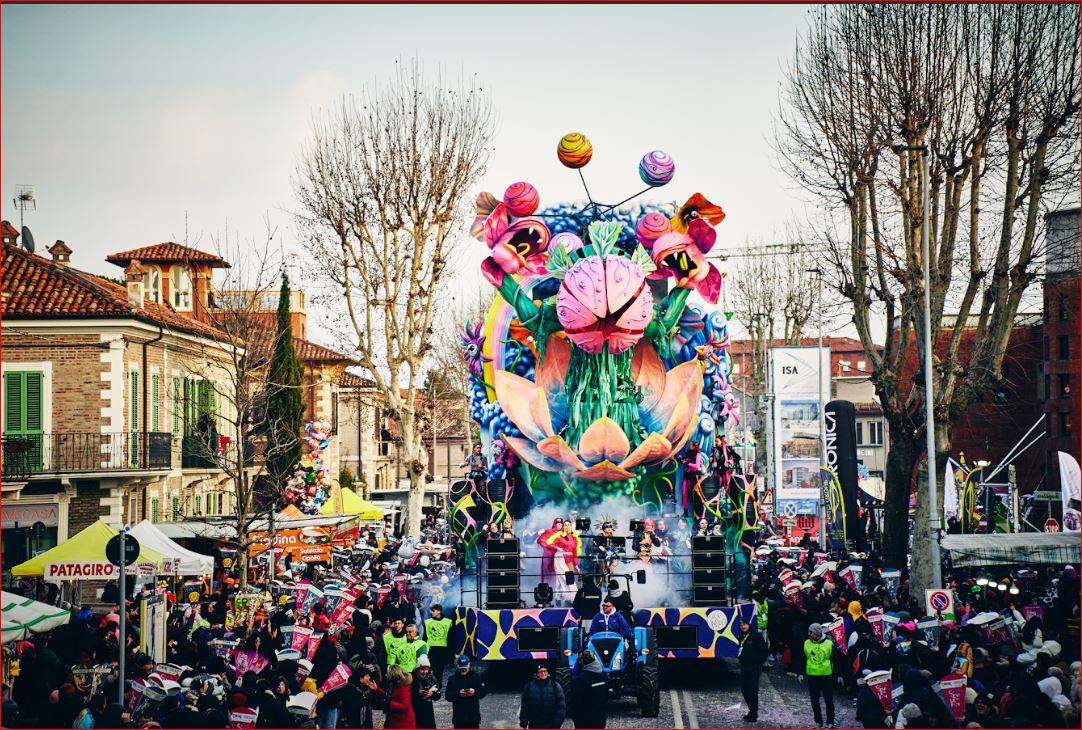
925 589 955 620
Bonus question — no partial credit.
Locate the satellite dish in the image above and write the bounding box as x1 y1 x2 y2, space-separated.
21 226 35 253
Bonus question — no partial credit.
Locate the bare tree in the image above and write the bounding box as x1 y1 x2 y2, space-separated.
176 225 298 588
731 229 821 468
294 59 495 537
775 4 1080 589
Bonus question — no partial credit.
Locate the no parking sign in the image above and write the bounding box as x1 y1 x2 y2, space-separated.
925 589 955 620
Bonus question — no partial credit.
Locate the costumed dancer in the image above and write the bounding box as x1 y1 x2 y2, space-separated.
548 521 582 602
680 442 706 511
460 444 488 489
537 518 564 584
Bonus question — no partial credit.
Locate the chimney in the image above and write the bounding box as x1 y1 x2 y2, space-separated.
124 259 147 309
48 240 72 267
1 221 18 247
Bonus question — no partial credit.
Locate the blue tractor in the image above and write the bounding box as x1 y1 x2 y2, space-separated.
553 573 661 718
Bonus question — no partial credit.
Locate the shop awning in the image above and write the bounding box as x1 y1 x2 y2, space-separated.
10 520 167 576
129 520 214 576
321 488 385 521
940 532 1081 568
2 592 71 643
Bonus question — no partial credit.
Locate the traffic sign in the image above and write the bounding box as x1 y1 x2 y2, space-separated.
106 534 141 567
1045 518 1061 533
925 588 956 619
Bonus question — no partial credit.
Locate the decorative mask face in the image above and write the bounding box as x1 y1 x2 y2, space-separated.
555 255 654 354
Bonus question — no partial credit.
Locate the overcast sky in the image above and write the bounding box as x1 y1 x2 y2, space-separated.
2 3 824 339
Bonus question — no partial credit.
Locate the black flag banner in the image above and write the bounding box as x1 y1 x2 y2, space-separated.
824 400 864 549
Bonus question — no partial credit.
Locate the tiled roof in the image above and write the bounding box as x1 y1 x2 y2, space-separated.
1 243 231 341
105 243 230 268
243 325 357 367
339 371 376 388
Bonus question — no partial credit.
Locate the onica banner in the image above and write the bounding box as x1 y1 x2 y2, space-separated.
824 400 863 549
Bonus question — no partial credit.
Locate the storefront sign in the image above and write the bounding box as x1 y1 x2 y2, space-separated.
2 502 59 529
247 528 331 563
44 561 117 581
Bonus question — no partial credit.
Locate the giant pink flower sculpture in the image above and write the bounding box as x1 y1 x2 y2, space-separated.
649 218 723 304
555 255 654 355
493 338 703 482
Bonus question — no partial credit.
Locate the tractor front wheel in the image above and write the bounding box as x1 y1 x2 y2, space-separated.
637 665 660 717
554 666 572 702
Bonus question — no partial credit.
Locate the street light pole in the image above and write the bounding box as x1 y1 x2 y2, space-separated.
900 144 942 587
807 267 827 549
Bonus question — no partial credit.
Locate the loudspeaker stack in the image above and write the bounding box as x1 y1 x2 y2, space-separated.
485 537 520 608
691 534 726 606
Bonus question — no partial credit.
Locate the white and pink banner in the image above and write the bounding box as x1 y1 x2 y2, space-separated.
936 674 967 724
318 663 352 694
291 625 313 653
866 670 893 711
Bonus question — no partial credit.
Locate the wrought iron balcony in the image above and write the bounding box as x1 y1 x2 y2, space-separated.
1 431 173 479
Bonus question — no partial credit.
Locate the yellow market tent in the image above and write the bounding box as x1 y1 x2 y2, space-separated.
321 488 385 521
11 519 167 576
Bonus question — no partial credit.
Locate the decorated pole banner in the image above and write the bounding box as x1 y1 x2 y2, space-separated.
981 616 1018 656
784 581 803 608
318 663 352 694
882 613 901 647
291 626 313 653
824 400 863 549
234 650 269 677
1021 604 1044 621
126 678 147 715
306 632 324 661
916 616 940 651
300 585 324 615
826 617 848 654
154 663 185 683
935 674 967 724
880 569 901 600
295 582 311 612
925 589 956 621
329 598 355 631
229 707 259 729
779 568 794 585
867 610 885 645
838 564 862 592
866 670 893 712
814 552 828 566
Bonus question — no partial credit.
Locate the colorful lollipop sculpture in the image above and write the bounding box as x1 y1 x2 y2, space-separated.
460 134 742 509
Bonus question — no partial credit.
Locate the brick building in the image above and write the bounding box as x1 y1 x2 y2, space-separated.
0 230 358 581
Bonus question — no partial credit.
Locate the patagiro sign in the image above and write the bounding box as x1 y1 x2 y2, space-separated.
44 561 117 582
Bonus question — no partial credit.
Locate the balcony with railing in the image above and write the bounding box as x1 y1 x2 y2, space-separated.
1 431 173 480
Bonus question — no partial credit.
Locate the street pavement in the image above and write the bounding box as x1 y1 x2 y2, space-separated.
432 659 860 728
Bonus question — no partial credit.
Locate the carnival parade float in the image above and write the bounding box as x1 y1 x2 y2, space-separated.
448 134 761 667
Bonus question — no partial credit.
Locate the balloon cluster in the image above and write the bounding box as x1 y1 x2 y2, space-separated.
285 420 333 514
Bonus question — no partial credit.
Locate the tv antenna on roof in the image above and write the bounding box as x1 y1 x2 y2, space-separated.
13 185 37 253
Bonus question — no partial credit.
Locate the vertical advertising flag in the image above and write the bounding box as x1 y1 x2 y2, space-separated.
824 400 863 549
1057 451 1081 533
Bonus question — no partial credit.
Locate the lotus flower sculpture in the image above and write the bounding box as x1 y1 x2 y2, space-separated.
494 337 703 482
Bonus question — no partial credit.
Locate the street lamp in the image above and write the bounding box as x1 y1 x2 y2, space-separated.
806 267 827 549
897 144 942 588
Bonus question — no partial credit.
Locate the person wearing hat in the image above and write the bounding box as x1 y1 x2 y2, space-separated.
444 655 487 728
804 623 838 727
518 664 565 729
738 615 769 723
569 651 607 728
411 654 441 729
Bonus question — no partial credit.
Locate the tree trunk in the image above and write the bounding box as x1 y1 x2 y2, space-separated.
237 540 250 591
881 422 918 573
400 414 427 538
909 421 951 600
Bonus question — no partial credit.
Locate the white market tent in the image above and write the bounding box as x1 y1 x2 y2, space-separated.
129 520 214 576
941 532 1080 568
2 591 71 644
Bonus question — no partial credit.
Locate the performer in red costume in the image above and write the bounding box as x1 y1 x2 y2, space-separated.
537 518 564 583
547 520 582 604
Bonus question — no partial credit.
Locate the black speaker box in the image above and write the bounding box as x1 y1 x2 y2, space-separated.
693 567 726 585
487 537 520 555
488 569 520 588
692 535 725 552
692 584 726 606
487 586 520 608
486 553 519 571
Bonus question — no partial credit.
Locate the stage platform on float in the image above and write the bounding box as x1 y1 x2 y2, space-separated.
450 603 756 661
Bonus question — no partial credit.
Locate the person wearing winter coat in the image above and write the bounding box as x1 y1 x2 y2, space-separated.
569 651 607 728
804 623 839 728
384 665 417 729
445 655 488 729
519 665 566 729
411 655 442 729
738 617 769 723
589 599 632 639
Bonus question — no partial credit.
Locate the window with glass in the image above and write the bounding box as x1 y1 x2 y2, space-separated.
171 265 191 309
147 267 161 303
868 421 884 445
1058 335 1069 360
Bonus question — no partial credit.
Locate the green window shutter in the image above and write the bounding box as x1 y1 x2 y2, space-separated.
130 371 139 432
151 498 159 523
172 496 180 520
23 373 42 432
151 375 160 431
195 494 202 515
172 377 181 434
4 372 24 433
207 493 216 515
